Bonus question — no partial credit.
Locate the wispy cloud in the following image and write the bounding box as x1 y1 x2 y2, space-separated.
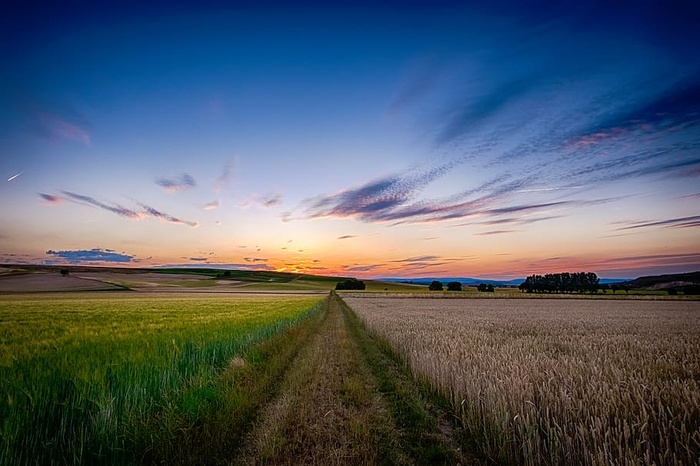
297 169 613 226
390 255 441 263
242 192 283 209
386 255 462 272
300 163 458 223
46 248 133 263
475 229 518 236
62 191 143 219
615 215 700 231
138 203 200 228
40 191 199 227
202 199 220 210
292 12 699 230
215 160 234 193
337 235 357 240
259 193 282 208
156 174 196 192
34 111 91 146
244 257 268 263
39 193 61 204
475 215 563 226
341 264 386 273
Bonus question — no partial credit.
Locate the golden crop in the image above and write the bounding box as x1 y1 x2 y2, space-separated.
344 296 700 465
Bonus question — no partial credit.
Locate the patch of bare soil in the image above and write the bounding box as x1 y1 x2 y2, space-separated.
0 273 124 292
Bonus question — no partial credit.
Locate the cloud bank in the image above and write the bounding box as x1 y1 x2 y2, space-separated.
46 248 134 263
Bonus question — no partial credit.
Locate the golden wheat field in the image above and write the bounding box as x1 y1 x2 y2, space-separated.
343 296 700 466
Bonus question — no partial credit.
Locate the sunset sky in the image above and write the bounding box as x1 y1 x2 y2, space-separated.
1 1 699 279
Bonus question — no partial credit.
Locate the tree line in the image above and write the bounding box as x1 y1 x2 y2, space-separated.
335 278 366 290
428 281 462 291
519 272 600 294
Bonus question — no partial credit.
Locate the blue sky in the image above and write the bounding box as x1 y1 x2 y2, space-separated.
1 1 699 278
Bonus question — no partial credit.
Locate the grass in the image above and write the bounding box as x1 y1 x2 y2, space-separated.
338 295 476 465
345 296 700 465
238 293 399 465
0 293 324 465
237 292 477 465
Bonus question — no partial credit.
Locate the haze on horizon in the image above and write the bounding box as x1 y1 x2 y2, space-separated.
1 1 699 280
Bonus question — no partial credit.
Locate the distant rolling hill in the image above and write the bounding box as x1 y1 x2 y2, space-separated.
380 277 631 287
623 271 700 290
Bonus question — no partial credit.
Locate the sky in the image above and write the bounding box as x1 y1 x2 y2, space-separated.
1 0 699 279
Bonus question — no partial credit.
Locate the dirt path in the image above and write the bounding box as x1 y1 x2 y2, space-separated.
237 293 400 465
236 293 483 466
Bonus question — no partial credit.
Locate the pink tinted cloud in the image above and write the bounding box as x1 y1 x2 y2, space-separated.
138 203 199 227
241 192 283 209
203 199 220 210
38 112 91 146
39 193 62 204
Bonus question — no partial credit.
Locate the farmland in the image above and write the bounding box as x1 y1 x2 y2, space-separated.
0 289 483 465
343 295 700 465
0 293 324 464
2 272 699 465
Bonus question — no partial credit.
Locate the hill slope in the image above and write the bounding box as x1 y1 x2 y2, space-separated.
624 271 700 290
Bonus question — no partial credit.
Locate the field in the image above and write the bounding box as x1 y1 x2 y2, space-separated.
2 271 698 465
343 295 700 465
0 293 324 464
0 265 424 293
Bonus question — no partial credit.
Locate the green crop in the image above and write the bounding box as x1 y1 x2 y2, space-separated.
0 293 323 465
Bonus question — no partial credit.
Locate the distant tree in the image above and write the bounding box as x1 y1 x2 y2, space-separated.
683 284 700 295
611 284 620 294
519 272 599 294
599 283 609 294
667 288 678 296
477 283 494 292
428 280 443 291
60 268 69 277
335 278 366 290
223 270 231 277
446 281 462 291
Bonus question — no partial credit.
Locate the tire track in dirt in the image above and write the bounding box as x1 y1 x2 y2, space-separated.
236 293 402 465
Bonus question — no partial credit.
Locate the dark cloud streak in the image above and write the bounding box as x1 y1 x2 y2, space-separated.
43 191 199 227
156 174 196 192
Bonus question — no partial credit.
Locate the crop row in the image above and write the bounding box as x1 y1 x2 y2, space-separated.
0 294 324 465
344 296 700 465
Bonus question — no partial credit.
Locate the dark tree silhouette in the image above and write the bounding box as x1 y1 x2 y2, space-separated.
477 283 494 292
428 280 443 291
519 272 600 294
335 278 366 290
60 268 69 277
446 281 462 291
